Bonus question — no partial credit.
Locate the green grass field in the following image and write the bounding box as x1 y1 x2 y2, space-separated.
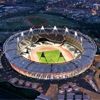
37 50 65 63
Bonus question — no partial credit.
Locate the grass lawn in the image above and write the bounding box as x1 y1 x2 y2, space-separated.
28 16 47 26
37 50 65 63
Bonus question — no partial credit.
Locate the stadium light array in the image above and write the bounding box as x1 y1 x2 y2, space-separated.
29 28 33 32
65 27 69 33
3 27 97 80
53 26 58 31
41 26 45 30
80 37 83 43
17 37 19 42
74 31 78 37
21 32 24 37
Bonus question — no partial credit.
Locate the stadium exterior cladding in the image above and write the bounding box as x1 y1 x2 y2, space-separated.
3 28 97 81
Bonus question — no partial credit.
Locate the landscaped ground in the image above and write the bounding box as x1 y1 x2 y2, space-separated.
0 13 79 32
0 13 80 43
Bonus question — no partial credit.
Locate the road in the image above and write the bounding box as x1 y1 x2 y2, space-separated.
80 87 100 100
45 84 58 100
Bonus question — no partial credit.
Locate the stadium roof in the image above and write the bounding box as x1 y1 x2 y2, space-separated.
3 28 97 80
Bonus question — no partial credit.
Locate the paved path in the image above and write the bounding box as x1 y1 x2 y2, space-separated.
94 69 100 90
95 55 100 63
80 87 100 100
45 84 58 100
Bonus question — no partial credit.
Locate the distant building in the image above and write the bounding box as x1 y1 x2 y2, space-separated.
91 9 97 15
0 0 16 4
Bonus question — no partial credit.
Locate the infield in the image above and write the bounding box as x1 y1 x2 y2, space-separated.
37 50 65 63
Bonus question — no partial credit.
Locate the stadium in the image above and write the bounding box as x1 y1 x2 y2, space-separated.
3 26 97 81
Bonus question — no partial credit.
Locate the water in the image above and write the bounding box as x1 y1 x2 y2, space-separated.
0 82 40 99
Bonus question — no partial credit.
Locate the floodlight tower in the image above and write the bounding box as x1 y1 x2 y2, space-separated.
17 37 19 43
29 28 33 35
65 27 69 35
40 26 46 34
17 37 20 51
64 27 69 38
21 32 24 37
74 31 78 38
41 26 45 30
80 37 83 46
53 26 58 31
52 26 59 36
